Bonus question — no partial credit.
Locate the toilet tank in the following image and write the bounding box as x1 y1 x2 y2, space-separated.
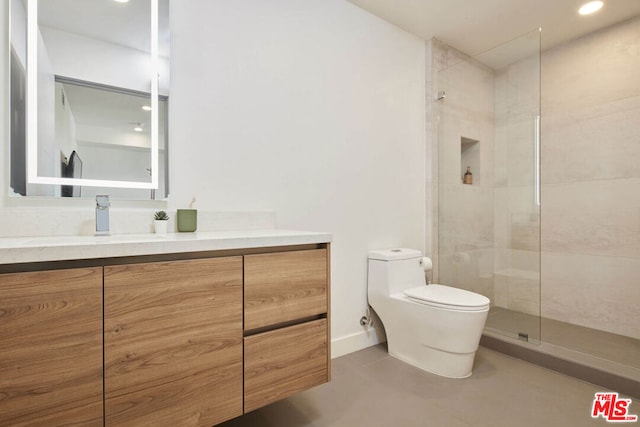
368 249 426 296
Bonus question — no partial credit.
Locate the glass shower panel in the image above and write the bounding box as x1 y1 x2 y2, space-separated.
437 29 541 342
437 55 496 306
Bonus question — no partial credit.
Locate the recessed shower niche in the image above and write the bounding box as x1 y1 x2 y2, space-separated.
460 137 480 185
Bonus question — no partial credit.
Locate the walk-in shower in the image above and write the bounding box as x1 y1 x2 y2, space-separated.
434 19 640 394
437 28 541 343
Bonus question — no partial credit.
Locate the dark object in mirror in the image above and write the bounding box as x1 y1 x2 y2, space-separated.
10 49 26 197
61 150 83 197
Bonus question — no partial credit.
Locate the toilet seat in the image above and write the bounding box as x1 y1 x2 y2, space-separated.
404 284 490 312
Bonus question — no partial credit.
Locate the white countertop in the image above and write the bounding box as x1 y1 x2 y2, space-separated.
0 229 332 265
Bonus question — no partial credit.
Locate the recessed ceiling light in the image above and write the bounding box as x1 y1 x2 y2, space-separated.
134 126 143 132
579 1 603 15
114 0 130 3
142 105 152 111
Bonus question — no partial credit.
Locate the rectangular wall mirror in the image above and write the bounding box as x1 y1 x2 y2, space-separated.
9 0 170 200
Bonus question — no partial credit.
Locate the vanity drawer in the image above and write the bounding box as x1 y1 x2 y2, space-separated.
244 318 328 412
244 249 328 330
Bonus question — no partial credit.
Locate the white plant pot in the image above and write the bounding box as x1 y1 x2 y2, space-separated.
154 220 168 234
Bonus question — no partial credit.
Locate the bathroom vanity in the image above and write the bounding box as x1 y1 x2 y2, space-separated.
0 230 331 426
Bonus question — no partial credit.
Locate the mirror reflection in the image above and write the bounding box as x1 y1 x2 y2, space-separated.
9 0 170 200
54 78 168 199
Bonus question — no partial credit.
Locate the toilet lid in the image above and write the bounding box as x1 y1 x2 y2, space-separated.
404 285 490 310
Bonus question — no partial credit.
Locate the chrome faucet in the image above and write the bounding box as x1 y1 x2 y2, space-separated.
95 195 111 235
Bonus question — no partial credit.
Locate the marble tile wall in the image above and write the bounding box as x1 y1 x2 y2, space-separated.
540 16 640 339
542 252 640 339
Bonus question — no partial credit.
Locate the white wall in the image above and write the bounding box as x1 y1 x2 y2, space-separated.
40 26 170 96
54 83 78 159
170 0 426 355
9 0 25 65
78 142 152 200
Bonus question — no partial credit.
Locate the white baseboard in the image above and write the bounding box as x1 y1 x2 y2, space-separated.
331 327 387 358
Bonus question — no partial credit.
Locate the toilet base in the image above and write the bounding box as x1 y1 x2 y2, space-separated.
389 342 476 378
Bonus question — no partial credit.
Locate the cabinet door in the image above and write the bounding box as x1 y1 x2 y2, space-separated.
0 267 103 426
104 257 243 427
244 249 328 330
244 318 328 412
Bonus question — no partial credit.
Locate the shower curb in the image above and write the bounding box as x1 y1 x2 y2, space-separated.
480 334 640 399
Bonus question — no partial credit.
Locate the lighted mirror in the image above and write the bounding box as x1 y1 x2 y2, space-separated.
9 0 169 200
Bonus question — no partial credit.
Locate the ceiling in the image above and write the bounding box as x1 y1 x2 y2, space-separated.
36 1 640 62
37 0 170 57
346 0 640 56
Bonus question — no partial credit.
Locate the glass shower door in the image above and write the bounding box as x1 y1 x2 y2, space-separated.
437 29 541 342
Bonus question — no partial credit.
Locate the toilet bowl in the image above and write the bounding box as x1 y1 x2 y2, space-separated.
367 248 490 378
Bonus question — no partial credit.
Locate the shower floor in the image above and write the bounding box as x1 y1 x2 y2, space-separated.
486 307 640 375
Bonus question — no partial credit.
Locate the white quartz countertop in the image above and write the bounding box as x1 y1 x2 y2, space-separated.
0 229 332 265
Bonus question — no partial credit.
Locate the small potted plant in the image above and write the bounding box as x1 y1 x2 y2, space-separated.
153 210 169 234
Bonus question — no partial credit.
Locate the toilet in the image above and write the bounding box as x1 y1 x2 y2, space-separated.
367 248 490 378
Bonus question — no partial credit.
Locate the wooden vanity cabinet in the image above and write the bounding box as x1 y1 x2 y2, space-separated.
103 257 243 427
0 243 330 426
244 248 328 329
0 267 103 426
243 248 330 412
244 318 328 412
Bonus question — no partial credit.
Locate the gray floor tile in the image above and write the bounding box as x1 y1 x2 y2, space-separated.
219 346 634 427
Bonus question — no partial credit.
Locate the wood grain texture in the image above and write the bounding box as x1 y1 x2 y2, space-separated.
244 249 328 330
0 267 103 426
104 257 243 427
244 319 328 413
